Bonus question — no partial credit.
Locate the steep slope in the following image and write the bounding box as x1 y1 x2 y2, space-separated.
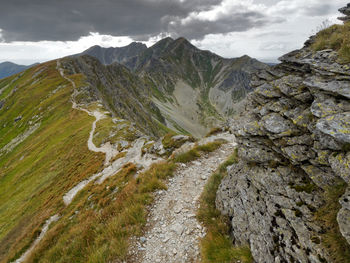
60 55 166 137
216 22 350 262
77 42 147 65
0 57 171 263
0 62 36 79
127 37 268 136
0 61 105 262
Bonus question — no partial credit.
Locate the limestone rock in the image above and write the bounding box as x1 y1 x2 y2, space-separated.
216 162 327 263
216 20 350 262
311 96 350 118
282 145 315 163
255 83 282 98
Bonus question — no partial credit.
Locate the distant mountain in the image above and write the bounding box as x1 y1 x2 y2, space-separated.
72 38 268 136
0 62 36 79
77 42 147 65
126 37 269 136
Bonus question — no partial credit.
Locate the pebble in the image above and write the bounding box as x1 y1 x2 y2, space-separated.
130 141 236 263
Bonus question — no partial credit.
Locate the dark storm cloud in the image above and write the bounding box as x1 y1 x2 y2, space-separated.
0 0 220 41
0 0 270 42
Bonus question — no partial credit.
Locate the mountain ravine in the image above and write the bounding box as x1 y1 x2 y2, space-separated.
78 37 268 137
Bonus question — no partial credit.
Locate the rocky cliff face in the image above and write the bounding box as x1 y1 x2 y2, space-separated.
77 42 147 65
216 37 350 262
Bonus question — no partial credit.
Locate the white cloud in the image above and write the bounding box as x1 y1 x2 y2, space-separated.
0 0 346 64
0 33 134 65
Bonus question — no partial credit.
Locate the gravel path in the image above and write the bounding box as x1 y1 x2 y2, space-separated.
130 140 236 263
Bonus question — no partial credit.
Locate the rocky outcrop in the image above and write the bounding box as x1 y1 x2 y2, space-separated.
216 36 350 262
338 3 350 22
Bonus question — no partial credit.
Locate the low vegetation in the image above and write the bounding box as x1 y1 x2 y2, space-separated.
26 161 176 263
174 141 223 163
314 180 350 263
197 149 253 263
93 117 138 148
0 62 106 262
312 22 350 64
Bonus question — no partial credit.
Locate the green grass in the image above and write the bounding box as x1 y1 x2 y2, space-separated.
93 117 137 148
173 141 224 163
26 161 176 263
314 180 350 263
174 149 201 163
311 22 350 64
0 61 106 262
196 141 223 153
197 149 253 263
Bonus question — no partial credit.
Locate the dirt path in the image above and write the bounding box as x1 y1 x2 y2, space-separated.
130 139 236 263
57 60 163 205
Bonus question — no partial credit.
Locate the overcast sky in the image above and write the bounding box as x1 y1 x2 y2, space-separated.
0 0 346 65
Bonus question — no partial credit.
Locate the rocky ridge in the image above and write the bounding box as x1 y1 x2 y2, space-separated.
216 34 350 262
74 37 268 137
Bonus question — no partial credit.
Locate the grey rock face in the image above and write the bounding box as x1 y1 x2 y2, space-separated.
338 188 350 245
304 77 350 99
261 113 297 135
338 3 350 22
217 35 350 262
216 162 326 263
316 112 350 144
329 152 350 184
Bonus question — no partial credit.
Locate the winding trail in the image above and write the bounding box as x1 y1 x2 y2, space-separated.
13 215 60 263
130 137 236 263
57 60 163 205
57 60 117 165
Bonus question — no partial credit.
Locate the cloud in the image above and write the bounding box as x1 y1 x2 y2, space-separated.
0 0 280 42
0 0 346 64
0 0 224 42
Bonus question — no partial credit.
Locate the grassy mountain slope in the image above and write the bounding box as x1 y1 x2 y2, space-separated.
0 61 105 262
0 62 36 79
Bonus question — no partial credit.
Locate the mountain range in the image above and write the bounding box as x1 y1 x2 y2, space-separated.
70 37 268 137
0 37 267 262
0 62 37 79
